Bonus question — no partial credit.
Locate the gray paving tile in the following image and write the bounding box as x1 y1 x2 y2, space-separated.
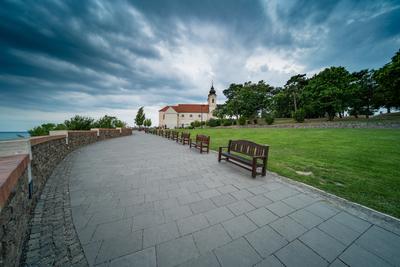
318 218 361 245
332 211 371 233
282 194 317 209
156 235 199 267
177 193 202 205
329 259 348 267
77 225 96 245
189 199 217 214
355 225 400 266
245 225 288 257
177 252 220 267
210 194 237 207
266 201 295 217
230 189 254 200
193 224 232 254
276 240 328 267
289 209 324 229
143 221 180 248
92 218 132 241
199 189 221 199
222 215 258 239
83 241 101 266
216 185 238 194
125 202 155 217
246 207 278 227
305 201 340 220
164 206 193 222
177 214 210 235
109 247 156 267
264 187 299 201
154 198 180 210
132 210 165 231
88 208 125 225
246 195 273 208
254 255 284 267
247 185 270 195
214 237 261 267
95 230 143 264
299 228 346 262
340 244 392 267
227 200 255 215
270 216 307 241
204 207 235 225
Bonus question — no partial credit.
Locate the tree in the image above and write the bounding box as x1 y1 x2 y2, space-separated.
374 49 400 112
303 67 352 120
94 115 127 128
349 69 377 118
143 118 152 128
64 115 94 130
284 74 308 112
135 107 145 127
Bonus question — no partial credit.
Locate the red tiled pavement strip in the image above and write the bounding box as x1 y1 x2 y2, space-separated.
30 135 66 146
0 154 30 209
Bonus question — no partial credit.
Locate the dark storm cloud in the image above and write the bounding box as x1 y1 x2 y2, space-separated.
0 0 399 130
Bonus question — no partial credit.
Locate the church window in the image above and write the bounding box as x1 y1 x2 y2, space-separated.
163 114 165 119
198 115 201 118
190 114 193 117
212 99 215 103
181 114 184 117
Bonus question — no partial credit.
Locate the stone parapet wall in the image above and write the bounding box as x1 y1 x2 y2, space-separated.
0 128 132 266
217 121 400 129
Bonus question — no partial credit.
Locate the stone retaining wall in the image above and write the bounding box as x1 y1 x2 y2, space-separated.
0 128 132 266
218 121 400 129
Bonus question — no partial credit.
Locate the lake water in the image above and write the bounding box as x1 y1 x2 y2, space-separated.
0 132 30 141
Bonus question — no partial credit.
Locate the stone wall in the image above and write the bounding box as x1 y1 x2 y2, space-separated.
0 128 132 266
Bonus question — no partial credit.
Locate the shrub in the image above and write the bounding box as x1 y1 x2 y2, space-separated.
222 119 233 126
65 115 95 130
192 120 201 128
253 119 258 124
264 114 275 125
207 118 221 127
292 109 306 123
238 117 246 125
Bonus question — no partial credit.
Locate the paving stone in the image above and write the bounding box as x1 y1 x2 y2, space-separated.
264 187 299 201
109 247 156 267
245 225 287 257
270 216 307 241
193 224 232 254
156 235 199 267
246 195 273 208
332 211 371 233
154 198 179 211
282 194 317 209
216 185 238 194
246 185 270 195
299 228 346 262
214 237 261 267
189 199 217 214
227 200 255 215
125 202 155 217
289 209 324 229
88 208 125 225
204 207 235 225
340 244 392 267
355 225 400 266
132 210 165 231
95 230 143 264
177 193 202 205
210 194 237 207
305 201 339 220
83 241 101 266
266 201 295 217
276 240 328 267
246 207 278 227
164 206 193 222
143 221 180 248
199 189 221 199
230 189 254 200
318 218 361 245
168 188 190 198
254 255 284 267
329 259 348 267
177 214 210 235
177 252 220 267
92 218 132 241
222 215 257 239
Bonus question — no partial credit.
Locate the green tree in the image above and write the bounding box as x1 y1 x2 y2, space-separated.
374 49 400 112
303 67 352 120
349 69 377 118
135 107 145 127
64 115 94 130
284 74 308 112
143 118 152 128
28 123 56 136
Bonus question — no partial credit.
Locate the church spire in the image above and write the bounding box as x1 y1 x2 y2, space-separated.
209 80 216 95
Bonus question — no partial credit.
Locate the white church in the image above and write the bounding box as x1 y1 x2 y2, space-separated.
159 85 217 128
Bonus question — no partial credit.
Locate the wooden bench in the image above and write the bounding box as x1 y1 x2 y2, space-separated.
164 130 171 138
177 132 190 145
190 134 210 153
171 131 179 141
158 129 164 136
218 140 269 178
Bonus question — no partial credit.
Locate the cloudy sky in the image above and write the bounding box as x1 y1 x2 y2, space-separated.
1 0 399 131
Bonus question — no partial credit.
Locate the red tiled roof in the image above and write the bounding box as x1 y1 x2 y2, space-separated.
159 104 209 113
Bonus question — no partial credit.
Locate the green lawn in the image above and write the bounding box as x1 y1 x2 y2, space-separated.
184 128 400 218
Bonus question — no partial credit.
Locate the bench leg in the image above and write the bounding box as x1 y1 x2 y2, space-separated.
200 143 203 154
218 149 222 162
252 158 257 178
262 158 267 176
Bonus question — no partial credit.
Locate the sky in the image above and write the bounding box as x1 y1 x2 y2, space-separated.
0 0 399 131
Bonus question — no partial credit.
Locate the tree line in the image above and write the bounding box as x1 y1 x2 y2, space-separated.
28 115 127 136
214 49 400 122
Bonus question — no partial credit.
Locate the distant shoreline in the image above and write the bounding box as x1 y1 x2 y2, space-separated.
0 131 30 141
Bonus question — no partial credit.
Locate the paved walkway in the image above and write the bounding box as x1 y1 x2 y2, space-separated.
67 132 400 267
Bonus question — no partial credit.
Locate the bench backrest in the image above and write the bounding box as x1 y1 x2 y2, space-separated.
196 134 210 144
181 132 190 139
171 131 178 137
228 140 268 157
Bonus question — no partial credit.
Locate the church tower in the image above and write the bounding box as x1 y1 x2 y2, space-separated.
207 82 217 119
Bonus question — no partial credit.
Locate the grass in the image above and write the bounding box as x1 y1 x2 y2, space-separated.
183 128 400 218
